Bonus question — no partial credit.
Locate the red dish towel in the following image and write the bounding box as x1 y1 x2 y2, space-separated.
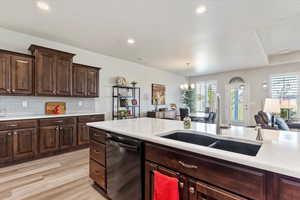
153 171 179 200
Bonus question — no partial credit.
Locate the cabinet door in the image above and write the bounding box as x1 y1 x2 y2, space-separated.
73 64 87 97
78 123 89 145
39 126 60 154
87 68 99 97
275 175 300 200
0 53 11 94
56 55 72 96
35 50 56 96
0 130 13 163
188 179 247 200
145 161 188 200
13 128 37 161
11 56 33 95
60 124 76 150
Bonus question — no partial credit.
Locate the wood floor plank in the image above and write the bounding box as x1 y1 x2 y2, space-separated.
0 149 106 200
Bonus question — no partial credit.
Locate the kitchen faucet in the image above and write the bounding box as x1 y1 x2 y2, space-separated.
216 94 221 135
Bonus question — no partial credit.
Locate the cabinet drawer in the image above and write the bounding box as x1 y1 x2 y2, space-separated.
90 159 106 189
89 128 106 144
40 117 75 127
145 143 266 200
90 141 105 166
189 178 248 200
0 120 37 131
274 175 300 200
78 114 104 123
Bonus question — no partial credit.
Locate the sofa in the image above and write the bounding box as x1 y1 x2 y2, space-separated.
254 111 290 131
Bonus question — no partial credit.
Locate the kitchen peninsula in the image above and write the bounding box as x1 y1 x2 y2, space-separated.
88 118 300 200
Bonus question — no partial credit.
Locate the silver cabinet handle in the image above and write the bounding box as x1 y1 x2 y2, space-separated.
179 182 184 189
12 89 16 92
7 124 17 127
189 187 195 194
6 88 10 92
7 133 12 136
13 131 17 135
178 161 198 169
56 121 63 123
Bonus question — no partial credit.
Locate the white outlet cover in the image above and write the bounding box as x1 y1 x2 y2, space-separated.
22 101 28 108
78 101 83 107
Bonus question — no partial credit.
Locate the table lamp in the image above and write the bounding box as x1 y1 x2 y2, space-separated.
263 98 281 127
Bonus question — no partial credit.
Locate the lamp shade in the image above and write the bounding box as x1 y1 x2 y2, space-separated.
280 99 298 109
263 98 281 114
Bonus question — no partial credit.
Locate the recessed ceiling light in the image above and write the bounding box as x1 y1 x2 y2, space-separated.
37 1 50 11
127 38 135 44
196 6 207 14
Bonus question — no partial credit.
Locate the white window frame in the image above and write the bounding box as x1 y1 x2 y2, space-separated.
269 72 300 118
195 80 217 112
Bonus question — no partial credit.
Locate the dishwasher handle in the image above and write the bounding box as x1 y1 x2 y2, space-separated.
108 138 139 152
118 143 139 152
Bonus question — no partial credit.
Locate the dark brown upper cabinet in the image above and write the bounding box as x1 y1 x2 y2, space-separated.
73 63 100 97
0 50 33 95
29 45 75 97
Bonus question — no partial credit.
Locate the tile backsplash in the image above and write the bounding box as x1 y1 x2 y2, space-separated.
0 96 96 115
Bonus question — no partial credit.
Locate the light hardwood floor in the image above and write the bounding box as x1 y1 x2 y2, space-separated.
0 149 106 200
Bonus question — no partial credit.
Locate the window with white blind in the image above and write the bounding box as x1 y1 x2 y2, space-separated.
270 73 299 119
195 81 217 112
271 74 298 99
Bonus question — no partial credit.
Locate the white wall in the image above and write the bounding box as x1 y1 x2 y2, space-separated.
0 28 185 119
190 63 300 125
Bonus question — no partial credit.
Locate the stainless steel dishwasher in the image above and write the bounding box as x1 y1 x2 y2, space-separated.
106 133 143 200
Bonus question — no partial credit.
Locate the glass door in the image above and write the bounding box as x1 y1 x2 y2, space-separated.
226 84 249 126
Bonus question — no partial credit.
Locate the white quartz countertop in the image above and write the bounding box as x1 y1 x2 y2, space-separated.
0 112 104 121
87 118 300 179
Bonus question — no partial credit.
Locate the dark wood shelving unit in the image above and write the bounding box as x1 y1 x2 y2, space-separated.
112 85 141 120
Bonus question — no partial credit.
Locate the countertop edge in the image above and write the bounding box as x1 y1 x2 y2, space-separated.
0 112 105 121
87 122 300 180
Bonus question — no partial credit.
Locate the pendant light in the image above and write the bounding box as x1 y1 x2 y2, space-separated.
180 63 195 90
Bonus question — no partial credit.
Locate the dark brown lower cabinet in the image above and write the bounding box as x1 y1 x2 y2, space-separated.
39 117 76 154
145 161 246 200
13 128 37 161
145 161 188 200
78 123 89 145
90 159 106 189
59 124 76 150
77 115 105 146
188 179 247 200
89 127 107 192
39 126 60 154
271 174 300 200
0 115 104 167
0 130 13 163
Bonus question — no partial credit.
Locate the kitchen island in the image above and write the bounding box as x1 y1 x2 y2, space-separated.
87 118 300 200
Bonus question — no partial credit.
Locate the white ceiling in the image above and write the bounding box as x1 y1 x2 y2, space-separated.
1 0 300 76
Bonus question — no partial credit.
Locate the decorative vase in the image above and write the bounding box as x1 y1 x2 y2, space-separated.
183 116 192 129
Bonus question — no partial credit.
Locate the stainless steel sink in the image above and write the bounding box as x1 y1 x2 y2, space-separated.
161 132 261 156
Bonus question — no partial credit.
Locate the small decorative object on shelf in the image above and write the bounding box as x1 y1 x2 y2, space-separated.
112 85 141 120
116 77 128 86
131 81 137 88
183 116 192 129
120 98 128 107
132 99 138 105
